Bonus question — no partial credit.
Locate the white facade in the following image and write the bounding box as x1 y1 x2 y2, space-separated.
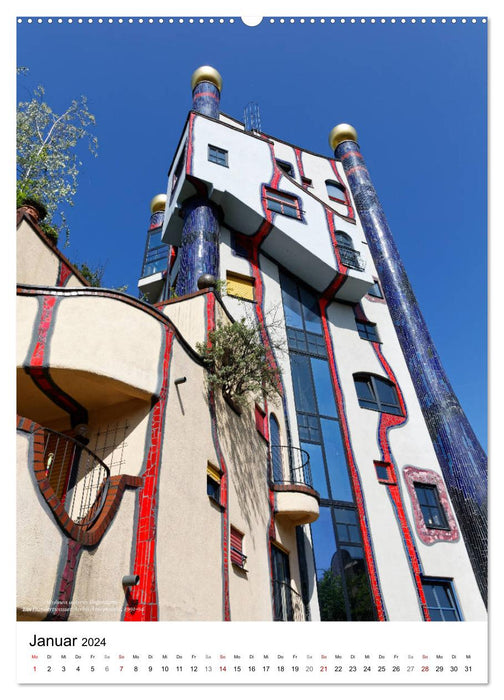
160 106 486 622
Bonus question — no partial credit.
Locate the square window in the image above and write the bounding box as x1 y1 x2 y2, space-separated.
421 578 462 621
226 271 255 301
230 526 247 568
208 144 228 167
356 320 380 342
301 176 313 188
326 180 347 203
374 461 395 484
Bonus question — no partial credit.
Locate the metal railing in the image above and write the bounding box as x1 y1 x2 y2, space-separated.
272 580 307 621
270 445 313 489
36 427 110 528
338 245 366 271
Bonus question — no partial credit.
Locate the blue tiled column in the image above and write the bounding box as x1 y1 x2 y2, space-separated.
175 197 220 296
191 66 222 118
331 125 487 604
192 80 220 119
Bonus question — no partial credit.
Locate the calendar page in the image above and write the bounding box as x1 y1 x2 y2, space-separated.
12 0 490 691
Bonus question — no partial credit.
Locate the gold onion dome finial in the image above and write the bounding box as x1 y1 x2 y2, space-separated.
329 123 358 151
150 194 167 213
191 65 223 92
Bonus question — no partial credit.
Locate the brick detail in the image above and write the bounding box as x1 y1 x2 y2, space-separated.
271 483 320 502
18 416 142 547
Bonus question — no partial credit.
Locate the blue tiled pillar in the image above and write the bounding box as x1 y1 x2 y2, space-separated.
330 125 488 604
175 197 220 296
191 66 222 118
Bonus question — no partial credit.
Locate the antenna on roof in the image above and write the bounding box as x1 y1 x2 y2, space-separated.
244 101 262 133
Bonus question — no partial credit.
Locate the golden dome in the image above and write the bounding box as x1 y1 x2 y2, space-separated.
150 194 167 213
328 123 358 151
191 66 223 92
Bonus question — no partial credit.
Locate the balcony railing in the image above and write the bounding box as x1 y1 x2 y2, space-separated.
270 445 313 489
338 245 365 272
272 580 307 621
35 427 110 528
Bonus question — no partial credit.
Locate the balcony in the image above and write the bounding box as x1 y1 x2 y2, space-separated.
270 445 320 525
25 423 142 546
272 580 307 621
36 427 110 529
338 245 365 272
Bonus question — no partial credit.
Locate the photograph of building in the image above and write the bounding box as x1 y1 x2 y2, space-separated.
16 56 487 623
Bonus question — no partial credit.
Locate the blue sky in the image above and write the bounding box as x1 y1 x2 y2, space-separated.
16 13 487 449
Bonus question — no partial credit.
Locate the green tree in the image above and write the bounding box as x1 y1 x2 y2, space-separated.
196 316 283 410
16 69 98 244
317 569 347 621
76 262 105 288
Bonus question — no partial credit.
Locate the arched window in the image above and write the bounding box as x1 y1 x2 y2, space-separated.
336 231 361 269
353 373 402 415
335 231 353 248
326 180 347 203
269 414 283 483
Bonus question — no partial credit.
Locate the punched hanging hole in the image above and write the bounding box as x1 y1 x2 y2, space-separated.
241 17 263 27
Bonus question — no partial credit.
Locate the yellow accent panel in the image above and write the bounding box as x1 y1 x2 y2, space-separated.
207 462 221 483
226 271 255 301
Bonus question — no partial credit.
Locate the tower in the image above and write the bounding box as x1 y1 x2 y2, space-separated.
154 66 487 621
329 124 488 604
16 65 487 624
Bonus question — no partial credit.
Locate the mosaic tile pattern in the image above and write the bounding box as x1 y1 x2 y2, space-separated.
175 198 220 296
205 293 231 621
123 326 174 622
192 81 220 119
336 139 488 604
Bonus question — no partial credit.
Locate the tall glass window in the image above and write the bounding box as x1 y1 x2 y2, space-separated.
142 228 169 278
280 271 375 621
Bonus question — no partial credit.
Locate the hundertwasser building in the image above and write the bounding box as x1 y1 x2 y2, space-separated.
17 66 487 622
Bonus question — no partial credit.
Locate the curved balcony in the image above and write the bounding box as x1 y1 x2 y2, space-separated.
270 445 320 525
38 427 110 527
27 424 142 546
17 289 167 424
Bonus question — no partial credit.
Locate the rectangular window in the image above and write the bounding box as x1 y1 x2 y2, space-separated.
44 431 78 501
414 483 449 529
264 187 302 219
230 526 247 568
231 233 249 258
208 144 228 166
276 159 294 176
255 404 268 440
271 545 294 621
334 507 361 544
301 176 313 188
368 280 384 298
226 271 255 301
356 320 380 342
171 144 186 197
326 180 347 203
207 462 222 504
422 578 462 621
